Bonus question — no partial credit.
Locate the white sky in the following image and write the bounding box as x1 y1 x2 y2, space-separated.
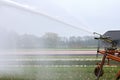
0 0 120 37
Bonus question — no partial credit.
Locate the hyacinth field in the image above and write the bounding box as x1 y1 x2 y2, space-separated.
0 53 120 80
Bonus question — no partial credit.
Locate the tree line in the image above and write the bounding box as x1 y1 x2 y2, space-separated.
0 30 97 49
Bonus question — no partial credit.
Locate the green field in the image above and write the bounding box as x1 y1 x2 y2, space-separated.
0 67 120 80
0 55 120 80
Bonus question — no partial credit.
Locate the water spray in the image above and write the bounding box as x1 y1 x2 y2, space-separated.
0 0 93 34
0 0 94 78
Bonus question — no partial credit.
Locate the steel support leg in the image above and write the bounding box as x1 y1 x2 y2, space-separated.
96 53 107 80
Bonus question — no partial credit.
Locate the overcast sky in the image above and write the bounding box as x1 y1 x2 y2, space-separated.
0 0 120 37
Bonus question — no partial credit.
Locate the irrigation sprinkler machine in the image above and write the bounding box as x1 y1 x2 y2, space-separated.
94 30 120 80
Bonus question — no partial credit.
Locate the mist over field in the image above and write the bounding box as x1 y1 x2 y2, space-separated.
0 28 97 50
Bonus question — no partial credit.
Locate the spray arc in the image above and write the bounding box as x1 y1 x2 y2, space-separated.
0 0 93 34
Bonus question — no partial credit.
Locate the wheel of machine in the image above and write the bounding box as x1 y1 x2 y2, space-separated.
116 70 120 80
94 66 104 77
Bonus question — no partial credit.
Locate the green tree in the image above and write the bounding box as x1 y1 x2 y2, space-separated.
42 32 60 48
